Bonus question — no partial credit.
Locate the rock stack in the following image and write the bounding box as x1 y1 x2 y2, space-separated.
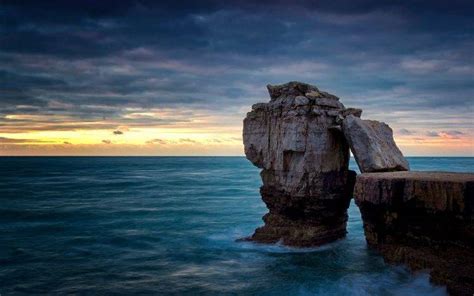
243 81 473 295
243 82 358 246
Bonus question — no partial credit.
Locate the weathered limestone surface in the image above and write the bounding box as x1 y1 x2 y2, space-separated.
354 171 474 296
243 81 358 246
243 81 473 294
342 115 409 173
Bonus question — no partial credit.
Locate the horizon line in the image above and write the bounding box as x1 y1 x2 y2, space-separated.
1 155 473 158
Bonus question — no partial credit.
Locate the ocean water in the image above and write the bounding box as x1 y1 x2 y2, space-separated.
0 157 472 295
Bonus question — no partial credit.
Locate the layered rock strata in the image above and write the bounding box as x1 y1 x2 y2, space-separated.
342 115 410 173
243 81 358 246
354 171 474 295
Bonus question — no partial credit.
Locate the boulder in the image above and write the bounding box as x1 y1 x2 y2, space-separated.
243 82 358 246
342 115 409 173
354 171 474 295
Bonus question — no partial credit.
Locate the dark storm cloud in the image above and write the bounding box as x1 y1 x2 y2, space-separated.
0 0 473 132
0 70 67 89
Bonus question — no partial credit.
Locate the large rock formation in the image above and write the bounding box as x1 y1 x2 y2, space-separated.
243 81 473 294
342 115 410 173
243 81 358 246
354 171 474 295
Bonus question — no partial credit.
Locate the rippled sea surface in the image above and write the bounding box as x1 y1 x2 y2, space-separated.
1 157 473 295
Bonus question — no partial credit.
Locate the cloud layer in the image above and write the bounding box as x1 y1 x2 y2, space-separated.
1 0 473 155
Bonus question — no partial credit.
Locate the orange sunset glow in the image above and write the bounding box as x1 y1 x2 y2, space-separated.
1 107 472 156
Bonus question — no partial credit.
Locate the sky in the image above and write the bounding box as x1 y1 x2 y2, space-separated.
1 0 473 156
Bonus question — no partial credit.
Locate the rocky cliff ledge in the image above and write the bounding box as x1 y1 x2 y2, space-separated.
354 172 474 296
243 82 358 246
243 81 473 294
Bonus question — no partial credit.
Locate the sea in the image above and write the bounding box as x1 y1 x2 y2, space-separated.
0 157 473 295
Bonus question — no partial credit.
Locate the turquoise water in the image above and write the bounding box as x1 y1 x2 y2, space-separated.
0 157 472 295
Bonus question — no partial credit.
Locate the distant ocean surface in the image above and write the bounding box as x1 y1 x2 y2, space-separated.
1 157 473 295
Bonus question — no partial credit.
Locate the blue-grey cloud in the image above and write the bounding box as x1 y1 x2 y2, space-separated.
398 128 414 135
426 131 440 137
444 130 464 136
0 0 473 135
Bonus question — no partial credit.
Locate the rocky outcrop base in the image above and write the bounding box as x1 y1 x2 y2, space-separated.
248 170 356 247
354 172 474 296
